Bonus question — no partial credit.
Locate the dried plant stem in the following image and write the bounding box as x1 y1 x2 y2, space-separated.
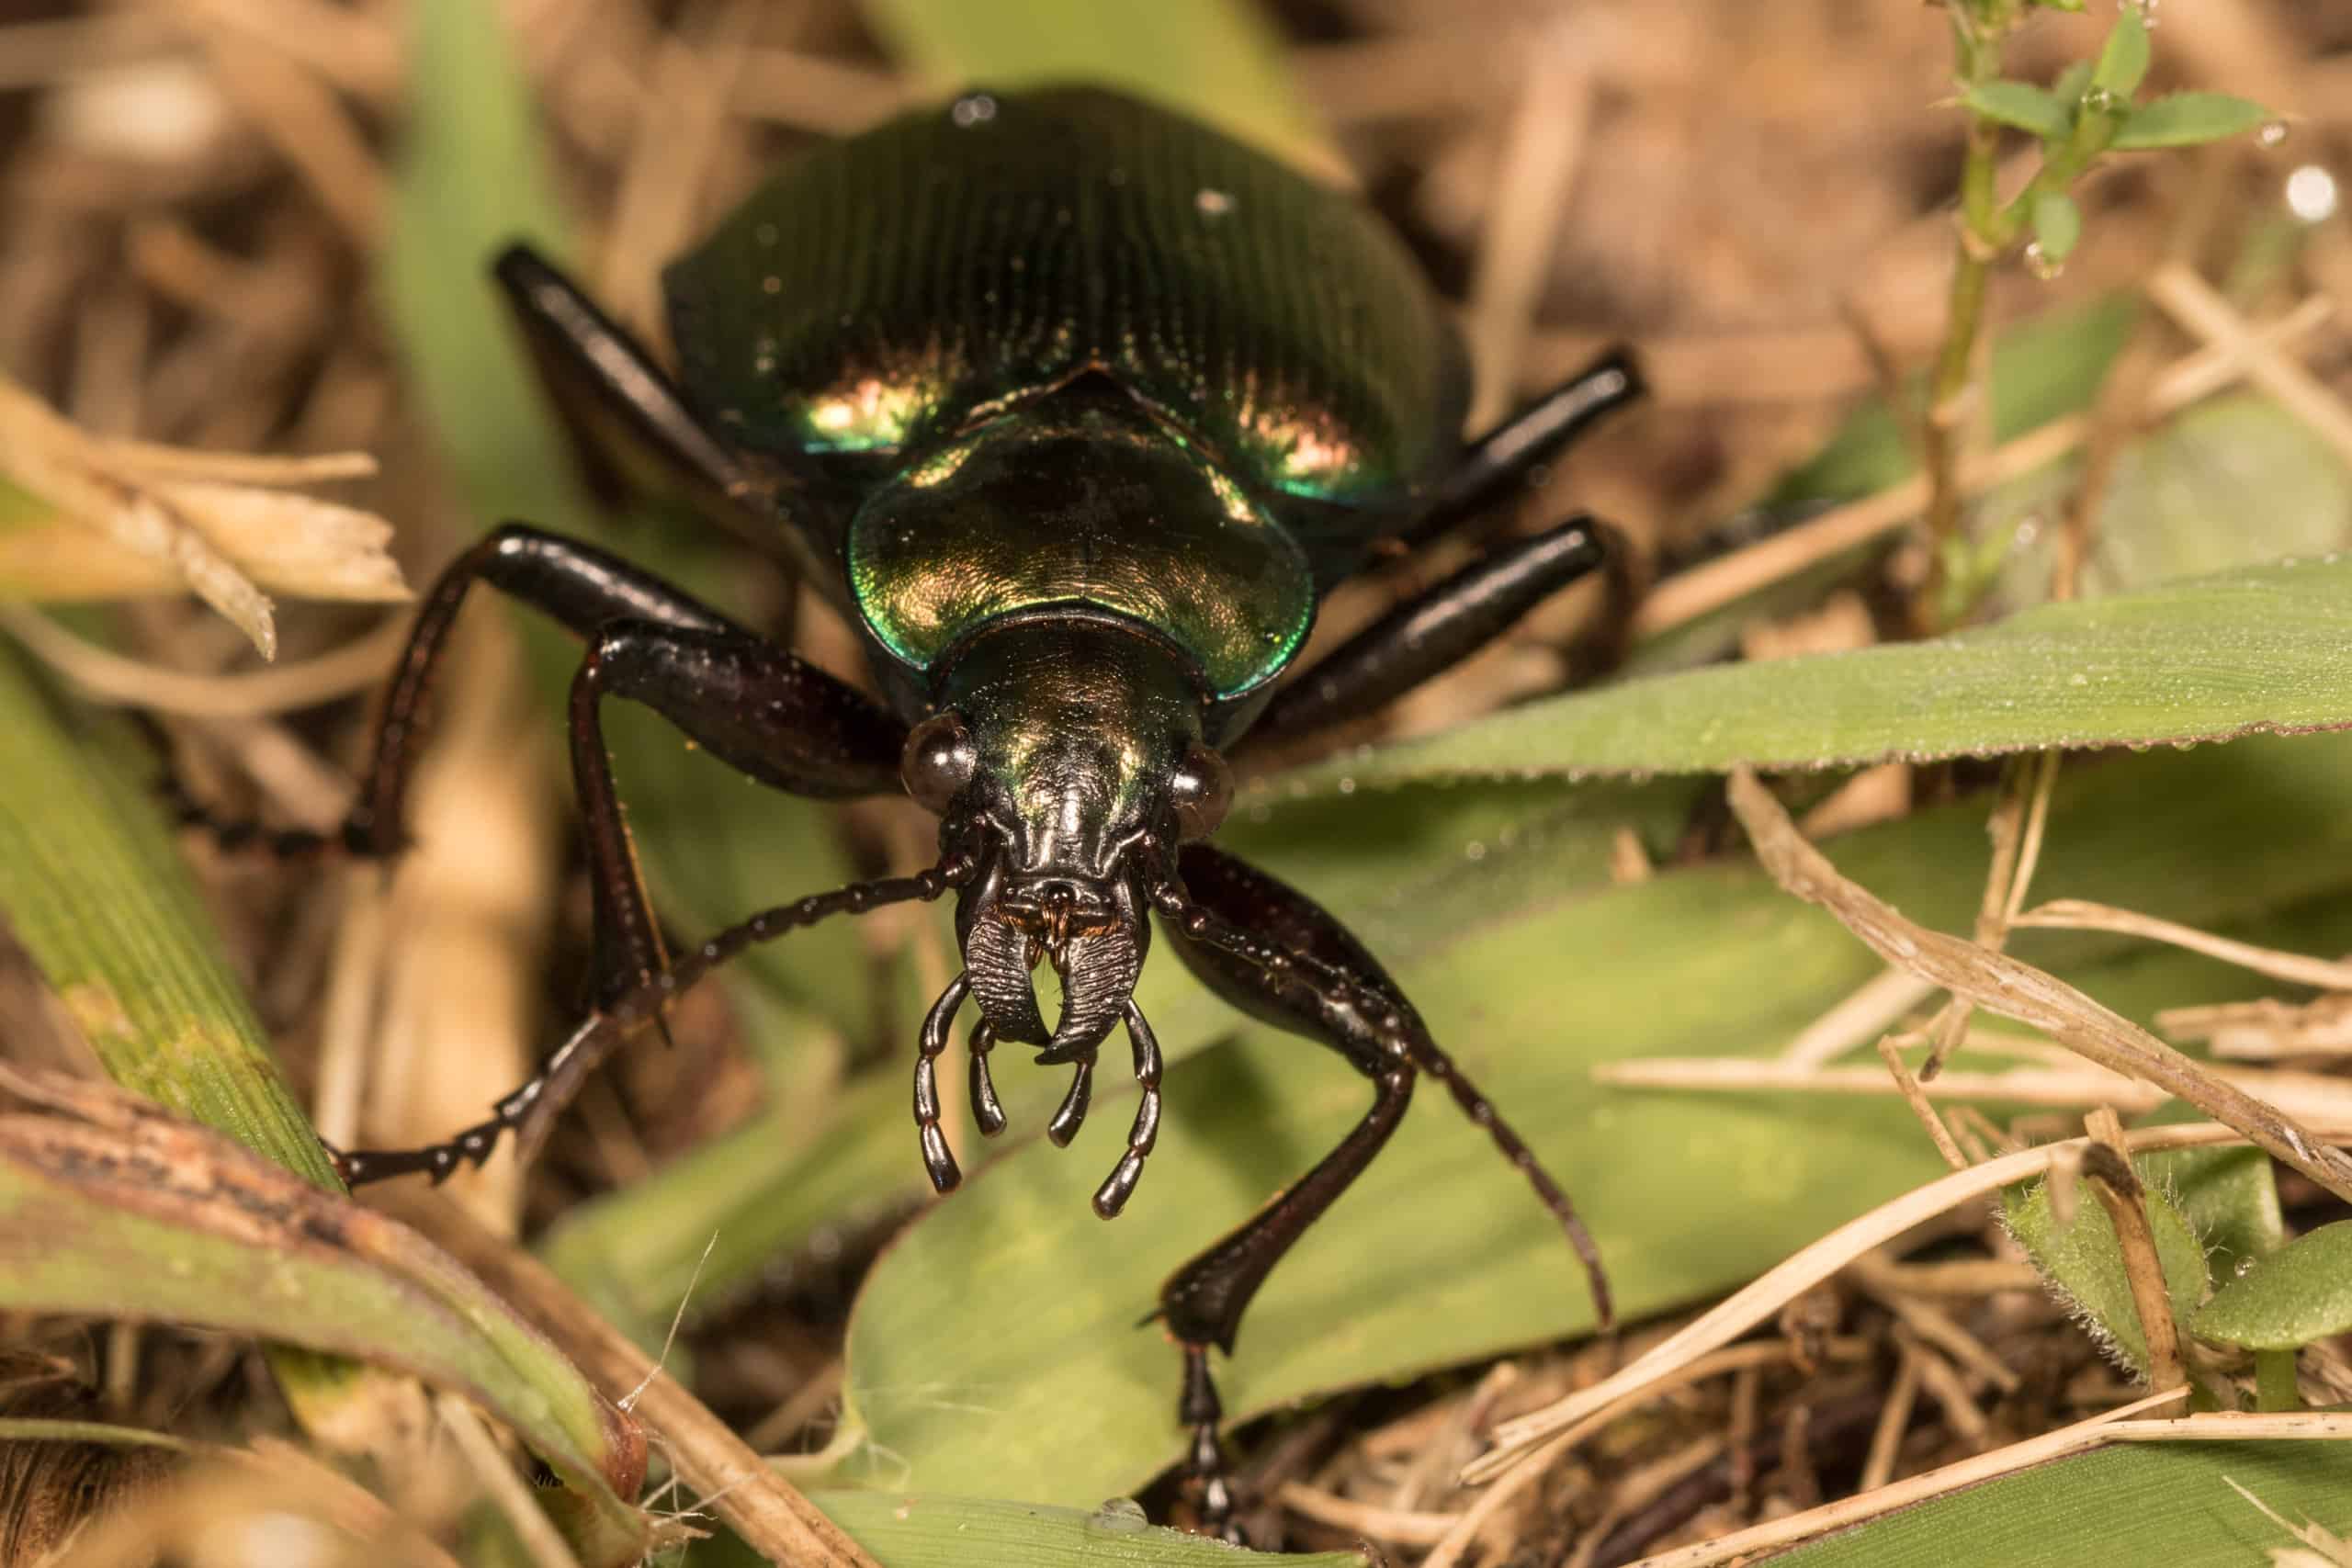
389 1189 882 1568
1466 1123 2335 1484
2012 899 2352 992
1724 767 2352 1203
2081 1107 2186 1393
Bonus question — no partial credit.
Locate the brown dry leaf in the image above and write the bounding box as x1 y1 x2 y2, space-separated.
0 370 407 658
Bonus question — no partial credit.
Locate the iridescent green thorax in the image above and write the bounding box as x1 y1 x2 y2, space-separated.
846 383 1314 700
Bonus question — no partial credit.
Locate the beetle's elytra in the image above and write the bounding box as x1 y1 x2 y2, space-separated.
199 86 1644 1533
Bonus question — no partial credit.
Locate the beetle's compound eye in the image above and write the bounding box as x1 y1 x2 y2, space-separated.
1169 742 1233 840
902 712 978 814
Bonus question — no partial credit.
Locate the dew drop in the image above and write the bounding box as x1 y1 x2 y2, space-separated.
1091 1498 1149 1533
2081 85 2119 115
2286 164 2338 223
2069 671 2088 687
2258 119 2290 148
1194 188 1236 218
2023 241 2064 281
2234 1256 2256 1277
1464 840 1488 862
951 92 999 129
1337 775 1357 795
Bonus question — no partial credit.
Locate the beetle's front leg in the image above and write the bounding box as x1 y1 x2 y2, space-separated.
1145 842 1422 1536
1144 840 1608 1537
566 615 904 1008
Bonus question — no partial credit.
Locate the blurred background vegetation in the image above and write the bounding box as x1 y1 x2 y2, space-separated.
3 1 2352 1564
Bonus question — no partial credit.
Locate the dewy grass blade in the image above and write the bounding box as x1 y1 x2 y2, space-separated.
0 1066 650 1560
1285 556 2352 788
0 645 334 1189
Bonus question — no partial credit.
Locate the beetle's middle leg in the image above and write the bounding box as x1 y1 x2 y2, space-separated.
1406 347 1643 547
1244 516 1608 745
1142 840 1608 1536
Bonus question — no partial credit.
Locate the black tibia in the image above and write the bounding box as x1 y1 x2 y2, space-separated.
336 852 977 1187
169 523 746 860
345 523 903 1021
1144 840 1610 1530
1248 517 1607 744
570 616 906 1004
493 245 767 526
348 524 741 855
1406 348 1643 546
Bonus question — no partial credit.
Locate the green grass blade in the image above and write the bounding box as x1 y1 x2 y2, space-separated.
0 646 334 1188
1773 1441 2352 1565
385 0 864 1034
0 1070 647 1555
1287 557 2352 785
835 735 2352 1503
855 0 1329 173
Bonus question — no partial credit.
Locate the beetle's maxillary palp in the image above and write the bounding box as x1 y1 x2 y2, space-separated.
1091 998 1165 1218
967 1018 1008 1135
915 972 972 1191
1046 1054 1095 1146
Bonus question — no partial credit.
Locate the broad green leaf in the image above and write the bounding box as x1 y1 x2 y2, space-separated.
385 0 865 1034
2138 1097 2284 1280
2002 1168 2209 1378
2194 1221 2352 1350
2146 1145 2284 1280
1775 1440 2352 1565
0 647 334 1189
2091 8 2152 99
835 735 2352 1503
2032 188 2083 261
541 778 1706 1337
1291 558 2352 784
817 1495 1364 1567
854 0 1330 176
1994 392 2352 611
2112 92 2274 151
0 1072 647 1556
1966 80 2073 140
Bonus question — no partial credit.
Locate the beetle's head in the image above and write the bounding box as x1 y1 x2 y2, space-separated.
909 616 1231 1059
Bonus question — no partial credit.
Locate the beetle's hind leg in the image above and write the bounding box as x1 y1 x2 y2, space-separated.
1140 839 1608 1538
1407 347 1643 547
1244 516 1610 746
1240 350 1645 750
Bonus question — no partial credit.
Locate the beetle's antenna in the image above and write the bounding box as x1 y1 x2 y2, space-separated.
1138 845 1611 1328
335 845 982 1187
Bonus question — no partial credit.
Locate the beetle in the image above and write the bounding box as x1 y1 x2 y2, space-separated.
195 87 1640 1529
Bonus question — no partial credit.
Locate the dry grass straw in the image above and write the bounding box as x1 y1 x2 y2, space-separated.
0 371 406 658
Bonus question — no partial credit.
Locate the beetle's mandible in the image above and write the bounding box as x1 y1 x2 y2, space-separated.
185 87 1645 1533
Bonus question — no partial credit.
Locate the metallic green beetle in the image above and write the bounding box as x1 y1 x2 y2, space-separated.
282 87 1639 1532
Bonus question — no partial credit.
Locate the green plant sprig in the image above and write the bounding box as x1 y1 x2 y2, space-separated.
1918 0 2272 627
